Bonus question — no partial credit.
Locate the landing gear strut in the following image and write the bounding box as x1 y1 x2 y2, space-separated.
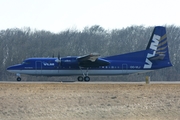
16 73 21 81
78 67 90 82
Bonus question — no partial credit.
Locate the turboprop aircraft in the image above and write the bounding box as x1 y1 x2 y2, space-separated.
7 26 172 82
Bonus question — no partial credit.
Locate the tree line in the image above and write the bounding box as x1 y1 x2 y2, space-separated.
0 25 179 81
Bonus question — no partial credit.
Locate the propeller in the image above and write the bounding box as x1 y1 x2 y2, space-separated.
55 52 61 65
58 52 60 60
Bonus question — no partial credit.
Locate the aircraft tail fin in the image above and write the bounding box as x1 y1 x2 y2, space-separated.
144 26 172 69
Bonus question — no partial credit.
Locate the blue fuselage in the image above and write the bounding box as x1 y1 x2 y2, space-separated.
7 55 153 76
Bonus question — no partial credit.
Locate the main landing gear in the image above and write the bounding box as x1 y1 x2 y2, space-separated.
16 73 21 81
77 76 90 82
77 67 90 82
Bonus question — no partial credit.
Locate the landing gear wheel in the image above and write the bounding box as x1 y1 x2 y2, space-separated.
77 76 83 82
17 77 21 81
84 76 90 82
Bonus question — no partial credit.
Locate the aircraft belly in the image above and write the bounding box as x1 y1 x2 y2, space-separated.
8 69 153 76
38 69 151 76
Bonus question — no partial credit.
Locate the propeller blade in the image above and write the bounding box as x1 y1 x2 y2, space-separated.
55 52 61 64
58 52 60 59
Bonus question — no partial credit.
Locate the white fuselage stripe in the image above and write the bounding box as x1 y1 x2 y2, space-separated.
7 69 153 76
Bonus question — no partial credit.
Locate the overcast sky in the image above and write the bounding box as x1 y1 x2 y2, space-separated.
0 0 179 33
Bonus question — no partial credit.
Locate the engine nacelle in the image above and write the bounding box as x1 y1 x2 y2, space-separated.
60 57 79 68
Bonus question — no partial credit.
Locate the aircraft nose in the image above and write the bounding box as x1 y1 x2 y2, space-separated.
7 64 21 73
7 66 12 70
7 66 15 73
7 65 15 70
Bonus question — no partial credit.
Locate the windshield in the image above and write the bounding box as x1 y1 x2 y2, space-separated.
22 61 30 64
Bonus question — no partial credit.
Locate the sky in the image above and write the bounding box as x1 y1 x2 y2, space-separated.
0 0 180 33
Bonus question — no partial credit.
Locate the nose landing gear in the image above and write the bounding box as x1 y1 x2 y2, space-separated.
17 77 21 81
16 73 21 81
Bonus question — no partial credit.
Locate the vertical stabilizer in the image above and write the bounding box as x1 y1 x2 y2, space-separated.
144 26 172 69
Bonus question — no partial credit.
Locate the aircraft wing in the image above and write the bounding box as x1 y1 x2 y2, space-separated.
77 53 100 62
77 53 109 67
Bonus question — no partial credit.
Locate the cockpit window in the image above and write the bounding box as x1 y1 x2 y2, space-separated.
22 61 30 64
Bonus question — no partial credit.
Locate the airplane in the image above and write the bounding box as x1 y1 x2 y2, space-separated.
7 26 172 82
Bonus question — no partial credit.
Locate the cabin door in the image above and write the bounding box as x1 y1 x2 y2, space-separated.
122 64 128 74
35 61 42 75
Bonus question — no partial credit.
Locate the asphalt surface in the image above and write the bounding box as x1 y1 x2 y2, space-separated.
0 81 180 84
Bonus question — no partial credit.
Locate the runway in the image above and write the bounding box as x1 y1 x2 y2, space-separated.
0 81 180 84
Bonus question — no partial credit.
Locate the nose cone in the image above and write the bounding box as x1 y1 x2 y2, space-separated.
7 64 21 73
